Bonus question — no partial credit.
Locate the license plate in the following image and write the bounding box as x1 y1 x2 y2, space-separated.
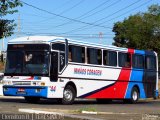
17 88 26 94
18 88 25 92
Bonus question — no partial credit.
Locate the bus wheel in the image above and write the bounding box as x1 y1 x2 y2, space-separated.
24 97 40 103
128 87 139 104
62 85 76 105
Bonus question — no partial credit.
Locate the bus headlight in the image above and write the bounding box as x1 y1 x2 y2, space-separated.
32 82 40 86
40 82 45 86
3 81 12 85
32 82 45 86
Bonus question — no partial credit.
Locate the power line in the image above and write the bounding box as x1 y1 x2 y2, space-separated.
21 12 49 18
41 0 120 30
35 0 85 24
75 0 112 19
15 31 114 37
20 0 119 31
38 0 121 30
16 32 114 36
90 0 142 24
59 0 85 15
20 0 111 26
100 0 152 24
78 0 121 20
21 1 109 29
52 0 74 12
63 0 142 34
22 0 151 34
52 0 112 28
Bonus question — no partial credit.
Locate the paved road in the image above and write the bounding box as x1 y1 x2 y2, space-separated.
0 97 160 120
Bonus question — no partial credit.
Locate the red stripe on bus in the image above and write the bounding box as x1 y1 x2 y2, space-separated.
128 48 134 54
86 68 131 98
85 49 134 99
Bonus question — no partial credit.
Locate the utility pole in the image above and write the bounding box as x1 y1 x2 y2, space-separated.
99 32 103 44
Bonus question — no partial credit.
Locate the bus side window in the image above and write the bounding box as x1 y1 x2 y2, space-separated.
52 43 65 51
69 45 85 63
132 54 144 69
103 50 117 66
145 56 156 70
87 48 102 65
119 52 131 68
97 49 102 65
68 47 72 62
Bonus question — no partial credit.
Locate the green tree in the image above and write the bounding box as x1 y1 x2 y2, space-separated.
0 0 22 39
113 4 160 65
113 4 160 51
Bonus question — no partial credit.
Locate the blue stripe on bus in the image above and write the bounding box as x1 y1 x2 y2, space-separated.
134 50 145 55
125 70 146 99
3 86 48 98
125 50 146 99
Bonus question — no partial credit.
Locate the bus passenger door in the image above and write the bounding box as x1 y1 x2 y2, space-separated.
50 52 58 81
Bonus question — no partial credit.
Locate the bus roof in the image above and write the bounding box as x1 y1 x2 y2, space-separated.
8 36 156 54
8 36 65 43
8 36 128 51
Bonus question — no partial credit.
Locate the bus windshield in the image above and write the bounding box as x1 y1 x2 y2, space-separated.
5 51 49 76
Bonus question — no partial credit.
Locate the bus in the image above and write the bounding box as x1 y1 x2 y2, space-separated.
2 36 159 104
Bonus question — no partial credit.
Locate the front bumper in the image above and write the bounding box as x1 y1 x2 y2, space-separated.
3 86 48 98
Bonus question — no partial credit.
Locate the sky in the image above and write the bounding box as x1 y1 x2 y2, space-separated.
1 0 160 51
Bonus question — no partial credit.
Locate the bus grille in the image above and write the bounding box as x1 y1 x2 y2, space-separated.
12 81 31 86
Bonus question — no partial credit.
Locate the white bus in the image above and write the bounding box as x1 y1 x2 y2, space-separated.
3 36 159 104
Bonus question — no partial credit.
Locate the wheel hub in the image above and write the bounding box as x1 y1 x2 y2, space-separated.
64 89 72 101
132 91 138 101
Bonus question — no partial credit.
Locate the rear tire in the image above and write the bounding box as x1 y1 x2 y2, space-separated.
24 97 40 103
131 87 139 103
62 85 76 105
124 87 139 104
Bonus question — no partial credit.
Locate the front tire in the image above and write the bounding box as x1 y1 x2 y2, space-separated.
62 85 76 105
